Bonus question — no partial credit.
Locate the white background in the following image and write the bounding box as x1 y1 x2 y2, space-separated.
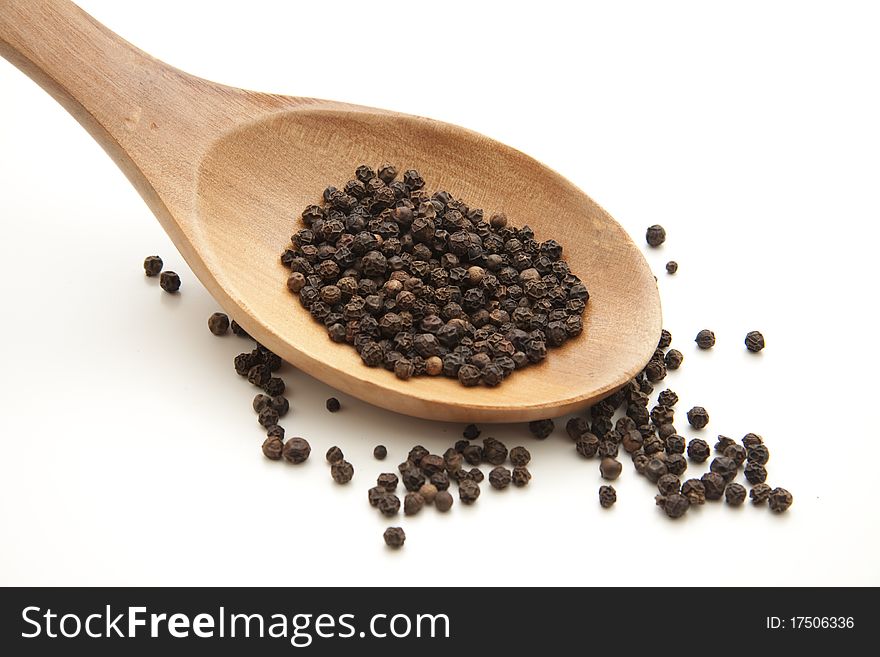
1 0 878 586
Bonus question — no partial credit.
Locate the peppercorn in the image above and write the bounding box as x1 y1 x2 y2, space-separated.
750 483 772 505
459 479 481 504
566 417 589 441
258 407 279 429
509 446 531 466
368 486 386 507
377 494 400 516
463 424 481 440
207 312 230 336
657 389 679 407
401 466 426 492
644 457 668 483
511 466 532 487
488 466 512 489
725 482 747 506
701 472 726 500
657 473 681 496
744 461 768 485
695 329 716 349
331 460 354 484
745 330 765 353
747 444 770 465
419 454 445 475
159 271 180 293
266 425 285 440
646 224 666 247
383 526 405 548
632 453 649 475
714 435 735 452
262 377 285 397
621 430 643 454
710 456 738 482
261 436 283 460
373 445 387 460
282 437 311 464
253 394 272 413
742 433 763 449
576 434 600 458
681 479 706 505
723 444 747 466
377 473 398 491
430 471 450 490
462 444 483 466
529 418 554 439
666 261 678 274
326 446 344 464
482 438 508 465
597 441 619 459
665 434 686 455
657 329 672 349
326 397 341 412
645 359 667 382
404 492 425 515
143 255 163 276
664 349 683 370
768 487 792 512
686 406 709 429
600 457 622 480
434 490 454 512
598 485 617 508
230 320 249 338
419 483 438 504
665 453 687 476
466 467 484 483
660 493 689 518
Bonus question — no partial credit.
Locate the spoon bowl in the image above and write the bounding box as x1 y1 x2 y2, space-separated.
1 0 661 422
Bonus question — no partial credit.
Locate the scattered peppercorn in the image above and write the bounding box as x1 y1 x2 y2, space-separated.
282 437 311 464
230 320 249 338
665 261 678 274
377 473 398 491
434 490 454 512
701 472 726 500
459 479 481 504
657 473 681 496
261 436 283 460
404 492 425 515
463 424 481 440
686 406 710 429
208 312 229 335
681 479 706 505
750 483 772 505
331 460 354 484
488 466 512 490
599 457 622 480
664 349 683 370
660 493 689 518
768 487 793 512
745 331 765 353
377 494 400 516
744 461 768 484
511 466 532 487
419 483 438 504
373 445 387 460
710 456 738 482
529 419 554 439
326 397 341 412
646 224 666 247
644 457 668 483
383 526 405 548
695 329 716 349
325 446 344 464
725 483 747 506
143 255 163 277
747 444 770 465
509 446 531 466
159 271 180 293
598 485 617 508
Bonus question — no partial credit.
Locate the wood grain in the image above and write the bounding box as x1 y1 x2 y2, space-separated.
0 0 661 422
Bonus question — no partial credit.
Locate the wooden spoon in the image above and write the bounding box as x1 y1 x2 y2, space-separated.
0 0 660 422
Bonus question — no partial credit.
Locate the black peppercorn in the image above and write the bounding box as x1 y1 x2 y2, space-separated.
261 436 283 460
600 457 622 480
750 483 772 505
511 466 532 487
230 320 249 338
747 444 770 465
745 331 765 352
657 389 679 407
660 493 689 518
695 329 716 349
665 261 678 274
657 473 681 495
482 438 508 465
208 312 229 336
159 270 180 293
701 472 726 500
576 434 600 458
598 485 617 508
331 460 354 484
665 453 687 476
686 406 709 429
710 456 738 482
566 417 589 441
462 444 483 466
377 494 401 516
742 433 763 449
715 435 735 452
509 446 531 466
258 407 279 429
744 461 768 485
143 255 163 277
723 444 747 466
768 487 793 512
681 479 706 505
725 482 747 506
383 526 405 548
644 457 668 483
326 446 344 464
266 425 284 440
373 445 387 460
368 486 386 507
404 492 425 515
646 224 666 247
463 424 481 440
253 394 272 413
664 349 683 370
459 479 481 504
488 466 512 489
262 377 285 397
377 473 398 491
529 418 554 439
282 437 311 464
658 329 672 349
326 397 341 412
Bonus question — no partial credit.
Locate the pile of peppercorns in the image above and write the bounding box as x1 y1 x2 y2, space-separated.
279 164 588 387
